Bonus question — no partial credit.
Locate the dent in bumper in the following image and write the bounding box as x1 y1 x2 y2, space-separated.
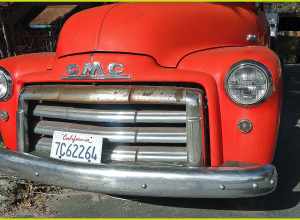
0 148 277 198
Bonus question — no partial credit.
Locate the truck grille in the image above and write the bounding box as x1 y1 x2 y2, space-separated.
18 85 206 166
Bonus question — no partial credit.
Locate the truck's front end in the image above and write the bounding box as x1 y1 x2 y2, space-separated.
0 3 281 198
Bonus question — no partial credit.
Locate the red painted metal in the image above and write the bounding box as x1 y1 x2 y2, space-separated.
0 3 281 167
56 3 267 67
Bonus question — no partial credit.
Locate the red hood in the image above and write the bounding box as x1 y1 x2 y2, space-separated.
56 3 267 67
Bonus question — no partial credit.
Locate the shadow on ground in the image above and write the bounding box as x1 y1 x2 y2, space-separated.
117 64 300 211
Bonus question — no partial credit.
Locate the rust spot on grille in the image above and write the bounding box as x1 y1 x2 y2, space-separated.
175 90 184 103
142 90 155 96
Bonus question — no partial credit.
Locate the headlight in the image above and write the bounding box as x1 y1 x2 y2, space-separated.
0 68 12 101
225 61 272 105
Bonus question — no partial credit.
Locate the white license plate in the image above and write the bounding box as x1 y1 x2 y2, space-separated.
50 131 103 164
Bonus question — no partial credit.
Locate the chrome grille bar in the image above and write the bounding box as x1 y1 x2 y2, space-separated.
34 120 186 144
22 86 186 105
35 137 187 163
33 105 186 124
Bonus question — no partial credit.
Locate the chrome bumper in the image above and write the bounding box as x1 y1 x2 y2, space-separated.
0 148 277 198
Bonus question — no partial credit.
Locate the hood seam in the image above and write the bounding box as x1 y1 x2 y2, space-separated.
95 4 121 51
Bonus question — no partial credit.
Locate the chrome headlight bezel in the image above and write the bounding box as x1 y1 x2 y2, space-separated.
0 67 12 101
224 61 273 106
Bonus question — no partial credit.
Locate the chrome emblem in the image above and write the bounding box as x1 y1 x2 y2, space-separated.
64 62 130 80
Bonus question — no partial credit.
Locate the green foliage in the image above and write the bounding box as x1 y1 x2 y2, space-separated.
269 3 300 13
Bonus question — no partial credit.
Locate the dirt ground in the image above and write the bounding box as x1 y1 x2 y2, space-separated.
1 65 300 217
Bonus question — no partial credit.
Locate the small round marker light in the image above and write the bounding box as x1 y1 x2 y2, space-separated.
238 119 253 133
0 111 8 121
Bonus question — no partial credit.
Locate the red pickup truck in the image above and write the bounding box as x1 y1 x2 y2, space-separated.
0 3 281 198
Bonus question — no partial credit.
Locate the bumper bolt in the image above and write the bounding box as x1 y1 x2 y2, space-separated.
34 172 39 177
141 184 147 189
219 184 225 190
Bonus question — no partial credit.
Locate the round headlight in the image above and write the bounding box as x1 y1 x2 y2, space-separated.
0 68 12 101
225 61 272 105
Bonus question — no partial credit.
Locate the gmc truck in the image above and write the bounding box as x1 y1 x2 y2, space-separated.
0 3 281 198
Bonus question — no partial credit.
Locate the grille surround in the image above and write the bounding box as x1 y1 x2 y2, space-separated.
17 85 206 167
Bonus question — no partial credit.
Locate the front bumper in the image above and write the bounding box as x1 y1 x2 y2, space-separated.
0 148 277 198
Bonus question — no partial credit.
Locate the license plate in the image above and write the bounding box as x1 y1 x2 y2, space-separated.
50 131 103 164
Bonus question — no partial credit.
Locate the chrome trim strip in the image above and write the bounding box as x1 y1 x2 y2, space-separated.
186 90 203 166
0 148 277 198
17 97 28 153
16 110 24 152
33 105 186 124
